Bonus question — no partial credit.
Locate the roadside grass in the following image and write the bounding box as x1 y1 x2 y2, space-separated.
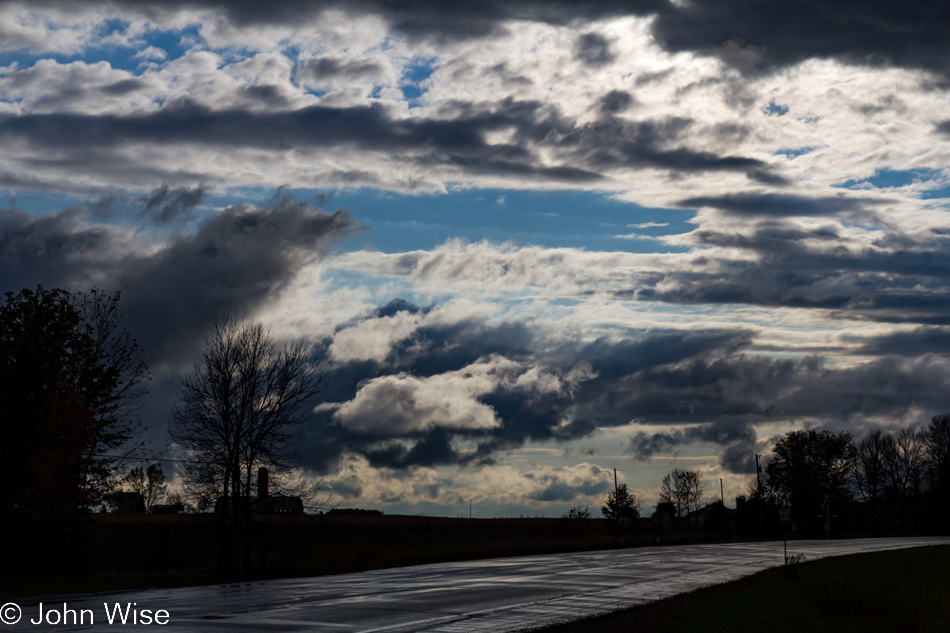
1 515 723 598
538 545 950 633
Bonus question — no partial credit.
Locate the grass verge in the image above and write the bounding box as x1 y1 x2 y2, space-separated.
537 545 950 633
2 515 723 598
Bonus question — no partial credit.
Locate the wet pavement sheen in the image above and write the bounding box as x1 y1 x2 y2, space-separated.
16 536 949 632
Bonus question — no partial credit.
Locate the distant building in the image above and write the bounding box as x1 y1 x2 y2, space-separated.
685 503 736 526
653 501 676 523
152 502 185 514
108 491 145 513
214 467 304 515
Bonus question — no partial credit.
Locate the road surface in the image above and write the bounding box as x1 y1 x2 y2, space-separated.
10 537 948 632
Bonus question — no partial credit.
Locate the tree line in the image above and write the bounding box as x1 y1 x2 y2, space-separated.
582 467 709 532
748 423 950 537
1 286 325 576
587 423 950 539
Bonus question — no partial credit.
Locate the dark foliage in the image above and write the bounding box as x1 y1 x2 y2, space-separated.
764 429 855 535
602 483 641 520
0 286 149 574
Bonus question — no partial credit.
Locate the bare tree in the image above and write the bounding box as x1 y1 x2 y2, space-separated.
855 430 889 504
660 469 706 531
123 464 167 512
661 469 706 515
684 469 707 519
883 427 926 523
169 317 326 575
924 414 950 530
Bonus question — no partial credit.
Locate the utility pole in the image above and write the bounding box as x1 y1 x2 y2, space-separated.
755 454 764 540
720 478 724 505
470 499 472 519
613 468 618 521
823 495 830 539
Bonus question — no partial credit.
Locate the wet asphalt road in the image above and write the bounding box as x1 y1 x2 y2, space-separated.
12 536 949 632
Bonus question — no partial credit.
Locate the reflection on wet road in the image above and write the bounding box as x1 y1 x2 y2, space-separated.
19 537 949 632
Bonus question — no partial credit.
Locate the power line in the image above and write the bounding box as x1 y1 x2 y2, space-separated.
91 454 209 465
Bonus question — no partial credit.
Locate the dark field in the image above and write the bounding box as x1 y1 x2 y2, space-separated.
539 545 950 633
2 514 722 598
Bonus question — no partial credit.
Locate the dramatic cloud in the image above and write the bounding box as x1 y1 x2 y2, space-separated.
0 198 359 364
678 192 884 218
3 0 950 513
651 0 950 77
294 298 950 478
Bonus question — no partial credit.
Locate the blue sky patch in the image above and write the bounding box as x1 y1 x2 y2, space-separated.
774 146 815 159
762 101 789 116
0 24 200 73
837 167 944 193
7 186 694 255
400 56 438 107
323 188 693 253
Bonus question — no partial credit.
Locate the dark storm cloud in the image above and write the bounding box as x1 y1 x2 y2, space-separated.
13 0 946 77
651 0 950 77
678 192 883 217
304 302 950 474
362 428 462 469
119 200 359 363
140 183 207 223
558 115 784 181
295 57 386 83
0 206 113 292
621 352 950 473
628 419 757 473
848 327 950 357
0 197 359 365
575 33 614 66
605 213 950 324
0 195 360 441
305 310 762 472
598 90 635 114
10 0 665 42
100 78 148 96
529 473 611 502
0 99 598 182
639 264 950 322
0 97 782 183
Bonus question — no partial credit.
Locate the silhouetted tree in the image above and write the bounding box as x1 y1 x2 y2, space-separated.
855 430 888 505
563 506 592 519
169 316 325 575
925 414 950 531
0 287 149 513
602 483 641 520
123 464 167 512
765 429 855 535
855 429 890 532
660 468 706 529
882 427 926 526
0 286 149 573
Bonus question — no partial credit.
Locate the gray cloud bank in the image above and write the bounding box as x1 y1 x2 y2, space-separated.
9 1 950 77
0 99 783 189
305 300 950 476
0 195 359 364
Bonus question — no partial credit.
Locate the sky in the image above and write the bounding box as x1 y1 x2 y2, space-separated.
3 0 950 517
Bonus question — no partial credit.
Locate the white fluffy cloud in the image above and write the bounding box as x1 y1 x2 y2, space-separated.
318 354 591 434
